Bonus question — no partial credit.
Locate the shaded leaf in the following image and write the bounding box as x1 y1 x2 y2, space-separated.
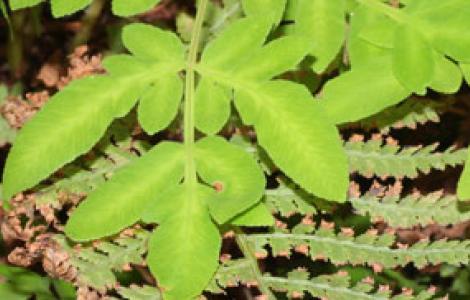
457 150 470 201
461 63 470 85
112 0 162 16
9 0 43 10
50 0 92 17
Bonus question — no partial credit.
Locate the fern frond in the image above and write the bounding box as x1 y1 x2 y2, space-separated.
35 155 131 207
358 97 451 133
206 258 257 294
209 260 434 299
54 231 149 289
265 269 435 300
264 182 317 217
35 121 137 206
246 228 470 268
117 285 161 300
346 140 466 178
352 192 470 227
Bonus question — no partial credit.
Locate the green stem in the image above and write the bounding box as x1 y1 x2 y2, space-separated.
235 229 276 299
184 0 208 185
71 0 106 49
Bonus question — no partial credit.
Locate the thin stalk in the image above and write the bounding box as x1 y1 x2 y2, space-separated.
71 0 106 49
235 229 276 299
183 0 208 185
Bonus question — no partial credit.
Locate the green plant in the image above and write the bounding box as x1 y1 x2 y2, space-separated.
0 264 75 300
2 0 470 299
8 0 163 17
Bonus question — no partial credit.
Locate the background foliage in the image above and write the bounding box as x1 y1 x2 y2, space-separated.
0 0 470 299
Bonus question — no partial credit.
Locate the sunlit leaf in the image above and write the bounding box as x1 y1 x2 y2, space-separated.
195 136 266 223
65 142 184 241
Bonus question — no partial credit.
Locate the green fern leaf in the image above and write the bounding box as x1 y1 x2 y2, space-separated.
358 97 451 133
50 0 92 17
9 0 43 10
117 286 161 300
112 0 162 16
146 184 221 300
392 25 434 94
429 53 463 94
348 4 389 68
3 24 185 200
249 81 349 201
321 56 410 125
241 0 286 25
457 150 470 200
293 0 346 73
248 228 470 268
265 270 434 300
137 74 183 135
210 260 434 299
461 63 470 85
195 136 266 223
122 23 185 63
200 16 272 71
194 79 232 135
358 11 395 49
65 142 184 241
411 0 470 62
264 182 318 217
233 35 311 81
230 202 274 227
346 140 466 178
337 0 470 123
55 231 149 289
3 76 143 200
352 192 470 227
10 0 162 17
197 16 348 202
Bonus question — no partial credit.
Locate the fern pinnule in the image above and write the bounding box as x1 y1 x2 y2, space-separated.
246 225 470 268
352 191 470 227
54 231 149 289
210 261 435 300
346 138 466 178
357 97 452 133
